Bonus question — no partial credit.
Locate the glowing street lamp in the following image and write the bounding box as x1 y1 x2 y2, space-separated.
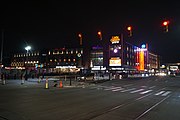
127 26 132 37
162 20 169 32
24 45 31 81
78 33 82 46
25 46 31 52
98 31 102 40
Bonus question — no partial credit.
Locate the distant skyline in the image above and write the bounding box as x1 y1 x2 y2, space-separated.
0 1 180 63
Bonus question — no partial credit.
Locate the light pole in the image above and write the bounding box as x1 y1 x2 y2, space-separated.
127 26 132 37
25 46 31 80
97 31 103 79
162 20 169 33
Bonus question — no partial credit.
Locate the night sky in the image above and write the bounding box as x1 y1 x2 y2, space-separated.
0 1 180 63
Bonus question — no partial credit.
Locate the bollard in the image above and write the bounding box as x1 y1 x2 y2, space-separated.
45 77 49 89
64 75 66 81
2 74 5 85
21 76 25 85
38 76 41 83
59 81 63 88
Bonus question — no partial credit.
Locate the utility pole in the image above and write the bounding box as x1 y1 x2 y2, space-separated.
1 30 4 65
0 29 4 81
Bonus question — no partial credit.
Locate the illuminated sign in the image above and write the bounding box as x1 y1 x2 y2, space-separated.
109 57 121 66
110 36 120 44
139 51 144 70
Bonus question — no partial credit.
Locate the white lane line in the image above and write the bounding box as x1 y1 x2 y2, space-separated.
135 95 170 120
162 91 171 96
104 87 122 91
149 86 156 89
141 86 147 88
155 91 165 96
121 88 136 92
112 88 124 92
130 89 144 93
140 90 153 94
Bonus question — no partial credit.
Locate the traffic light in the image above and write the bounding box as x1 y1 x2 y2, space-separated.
127 26 132 37
162 20 169 32
98 31 102 40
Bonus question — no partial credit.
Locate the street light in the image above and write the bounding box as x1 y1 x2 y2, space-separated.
127 26 132 37
78 33 82 46
24 45 31 80
162 20 169 32
98 31 102 40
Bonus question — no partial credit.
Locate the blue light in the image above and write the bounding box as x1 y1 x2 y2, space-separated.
141 44 146 49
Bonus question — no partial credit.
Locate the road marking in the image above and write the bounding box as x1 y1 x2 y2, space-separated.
155 91 165 96
121 88 136 92
104 86 122 91
162 91 171 96
135 95 170 120
130 89 144 93
112 88 124 92
140 90 153 94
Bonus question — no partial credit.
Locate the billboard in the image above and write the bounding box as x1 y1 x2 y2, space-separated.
109 57 121 66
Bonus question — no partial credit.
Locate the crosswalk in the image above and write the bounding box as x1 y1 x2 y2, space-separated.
90 85 172 97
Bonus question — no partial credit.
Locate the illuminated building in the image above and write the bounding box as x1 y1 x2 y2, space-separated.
109 35 136 72
48 47 83 73
90 46 106 71
108 35 160 78
10 47 84 75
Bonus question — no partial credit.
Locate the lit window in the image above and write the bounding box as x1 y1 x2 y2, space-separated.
68 59 71 62
66 51 68 54
73 59 76 62
50 59 52 62
64 59 66 62
55 59 57 62
71 50 73 54
48 51 51 55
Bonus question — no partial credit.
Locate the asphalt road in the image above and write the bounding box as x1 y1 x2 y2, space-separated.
0 76 180 120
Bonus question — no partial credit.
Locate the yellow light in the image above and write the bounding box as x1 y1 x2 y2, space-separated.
98 31 101 35
163 21 169 26
78 33 82 38
127 26 132 31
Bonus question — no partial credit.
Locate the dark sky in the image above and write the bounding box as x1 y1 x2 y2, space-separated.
0 0 180 63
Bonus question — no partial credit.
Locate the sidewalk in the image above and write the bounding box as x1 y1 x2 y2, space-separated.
0 78 95 89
